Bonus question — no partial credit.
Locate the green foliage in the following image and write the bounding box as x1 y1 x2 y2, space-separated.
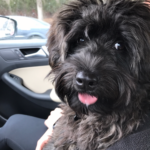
0 0 70 17
43 0 70 15
0 0 9 15
10 0 37 15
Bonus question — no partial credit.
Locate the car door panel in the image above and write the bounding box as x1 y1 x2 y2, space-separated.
0 48 49 76
0 79 53 120
2 72 59 109
0 1 65 128
0 43 59 126
9 66 52 93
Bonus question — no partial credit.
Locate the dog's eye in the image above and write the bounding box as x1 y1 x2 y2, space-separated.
77 38 85 43
114 43 123 50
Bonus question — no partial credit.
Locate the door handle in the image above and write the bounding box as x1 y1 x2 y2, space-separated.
25 49 47 58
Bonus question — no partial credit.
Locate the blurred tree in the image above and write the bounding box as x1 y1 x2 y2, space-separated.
5 0 11 13
10 0 37 16
0 0 9 15
43 0 70 15
36 0 43 20
1 0 70 19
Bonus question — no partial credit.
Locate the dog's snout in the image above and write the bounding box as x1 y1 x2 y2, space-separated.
76 72 97 90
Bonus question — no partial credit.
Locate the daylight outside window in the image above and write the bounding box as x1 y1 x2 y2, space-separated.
0 0 69 40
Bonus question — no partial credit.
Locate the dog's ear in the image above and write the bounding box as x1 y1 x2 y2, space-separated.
47 2 81 69
125 1 150 80
47 15 67 68
107 0 150 80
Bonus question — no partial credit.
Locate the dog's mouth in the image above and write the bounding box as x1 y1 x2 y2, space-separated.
78 93 98 105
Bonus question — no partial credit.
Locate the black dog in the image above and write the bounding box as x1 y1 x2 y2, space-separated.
44 0 150 149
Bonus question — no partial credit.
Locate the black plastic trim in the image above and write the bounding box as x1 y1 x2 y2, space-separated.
2 73 59 109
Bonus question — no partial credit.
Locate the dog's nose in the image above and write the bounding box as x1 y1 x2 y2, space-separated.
76 72 97 90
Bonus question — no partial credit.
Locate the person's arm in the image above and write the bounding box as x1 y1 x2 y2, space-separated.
44 108 63 128
35 128 53 150
35 108 63 150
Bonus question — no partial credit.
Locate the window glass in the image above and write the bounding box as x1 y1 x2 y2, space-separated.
0 0 69 40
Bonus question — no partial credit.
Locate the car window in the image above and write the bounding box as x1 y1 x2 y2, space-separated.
0 0 70 40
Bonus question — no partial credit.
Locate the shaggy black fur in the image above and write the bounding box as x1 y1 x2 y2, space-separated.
43 0 150 149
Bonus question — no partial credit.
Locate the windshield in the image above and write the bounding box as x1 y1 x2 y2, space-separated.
0 0 69 40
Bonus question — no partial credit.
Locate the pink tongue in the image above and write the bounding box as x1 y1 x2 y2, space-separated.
78 93 98 105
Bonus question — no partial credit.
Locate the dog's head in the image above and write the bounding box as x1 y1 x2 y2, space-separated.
48 0 150 116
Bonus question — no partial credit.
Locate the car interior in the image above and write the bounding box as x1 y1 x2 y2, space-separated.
0 16 61 127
